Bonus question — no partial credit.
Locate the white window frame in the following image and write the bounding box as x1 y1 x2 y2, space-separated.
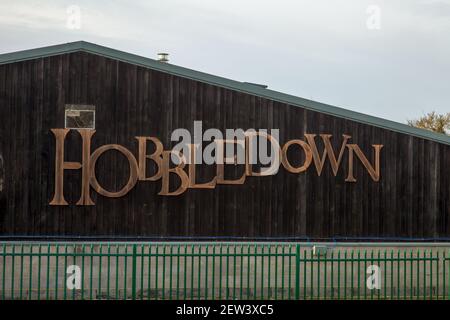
64 105 96 129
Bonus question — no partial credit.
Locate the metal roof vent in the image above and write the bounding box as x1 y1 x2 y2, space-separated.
157 53 169 63
243 82 268 89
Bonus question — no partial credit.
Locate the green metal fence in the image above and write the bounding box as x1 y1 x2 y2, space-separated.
1 243 450 300
298 249 449 300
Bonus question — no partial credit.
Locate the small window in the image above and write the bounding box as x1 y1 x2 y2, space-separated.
65 104 95 129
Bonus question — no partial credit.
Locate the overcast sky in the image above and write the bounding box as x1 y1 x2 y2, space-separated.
0 0 449 123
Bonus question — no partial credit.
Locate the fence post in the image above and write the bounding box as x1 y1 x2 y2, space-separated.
295 244 300 300
131 244 137 300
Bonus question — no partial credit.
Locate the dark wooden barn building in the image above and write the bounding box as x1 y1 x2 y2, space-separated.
0 41 449 240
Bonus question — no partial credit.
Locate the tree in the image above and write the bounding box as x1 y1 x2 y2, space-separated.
407 111 450 135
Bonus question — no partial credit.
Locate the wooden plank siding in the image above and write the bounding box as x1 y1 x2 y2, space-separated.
0 51 449 239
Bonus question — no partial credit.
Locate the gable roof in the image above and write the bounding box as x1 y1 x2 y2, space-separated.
0 40 449 145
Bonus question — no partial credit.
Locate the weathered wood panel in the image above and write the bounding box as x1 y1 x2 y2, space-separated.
0 51 449 239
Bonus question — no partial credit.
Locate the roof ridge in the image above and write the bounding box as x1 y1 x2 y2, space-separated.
1 41 449 145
